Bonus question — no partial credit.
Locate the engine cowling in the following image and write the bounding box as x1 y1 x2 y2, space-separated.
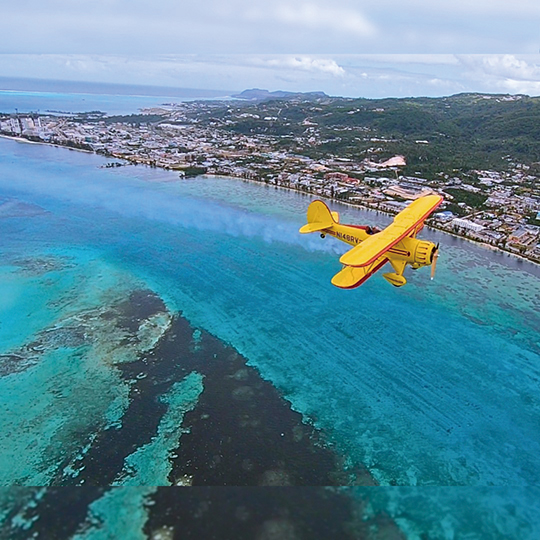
410 240 437 269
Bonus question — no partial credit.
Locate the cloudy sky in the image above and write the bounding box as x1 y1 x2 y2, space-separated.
1 0 540 97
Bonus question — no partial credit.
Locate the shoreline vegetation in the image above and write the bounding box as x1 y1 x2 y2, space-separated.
1 131 538 268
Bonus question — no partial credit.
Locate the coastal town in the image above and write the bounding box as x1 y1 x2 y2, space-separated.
1 96 539 264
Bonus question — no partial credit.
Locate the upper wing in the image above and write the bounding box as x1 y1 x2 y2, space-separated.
339 195 443 267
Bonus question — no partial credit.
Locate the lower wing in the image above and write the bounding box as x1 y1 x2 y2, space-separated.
331 256 388 289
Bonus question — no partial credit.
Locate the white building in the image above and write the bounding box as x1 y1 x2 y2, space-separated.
451 218 485 232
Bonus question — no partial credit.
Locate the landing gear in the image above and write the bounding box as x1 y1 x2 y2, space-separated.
320 233 326 238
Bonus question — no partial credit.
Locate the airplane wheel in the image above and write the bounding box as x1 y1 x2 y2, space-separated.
320 233 326 238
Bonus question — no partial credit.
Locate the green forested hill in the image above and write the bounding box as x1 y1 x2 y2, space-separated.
221 93 540 177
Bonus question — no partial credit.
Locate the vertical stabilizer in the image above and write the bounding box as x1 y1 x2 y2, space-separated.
299 200 336 234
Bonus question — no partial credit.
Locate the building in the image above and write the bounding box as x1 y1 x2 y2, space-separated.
451 218 485 233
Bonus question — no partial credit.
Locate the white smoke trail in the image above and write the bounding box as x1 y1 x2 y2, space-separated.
0 165 346 256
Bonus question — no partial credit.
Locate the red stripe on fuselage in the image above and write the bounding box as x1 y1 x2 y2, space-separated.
344 224 370 230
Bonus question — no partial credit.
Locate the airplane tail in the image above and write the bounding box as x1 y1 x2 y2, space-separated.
299 200 338 234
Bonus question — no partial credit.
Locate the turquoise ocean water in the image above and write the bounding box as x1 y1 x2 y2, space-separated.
0 78 230 115
0 88 211 115
1 128 540 533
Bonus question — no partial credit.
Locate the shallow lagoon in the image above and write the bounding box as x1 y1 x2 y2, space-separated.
1 137 540 537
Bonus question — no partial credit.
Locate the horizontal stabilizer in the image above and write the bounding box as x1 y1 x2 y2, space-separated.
299 222 331 234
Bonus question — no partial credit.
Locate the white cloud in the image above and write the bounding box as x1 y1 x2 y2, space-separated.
479 55 540 81
391 0 540 16
354 54 460 66
269 4 377 36
0 1 537 55
456 55 540 94
255 57 346 77
2 54 540 98
500 79 540 95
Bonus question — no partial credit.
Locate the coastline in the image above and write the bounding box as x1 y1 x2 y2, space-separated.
0 133 94 153
207 173 540 268
2 132 538 267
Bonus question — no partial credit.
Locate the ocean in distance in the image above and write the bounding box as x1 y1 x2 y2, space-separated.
0 86 540 538
0 77 230 115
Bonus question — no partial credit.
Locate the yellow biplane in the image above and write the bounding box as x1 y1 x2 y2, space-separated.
299 194 443 289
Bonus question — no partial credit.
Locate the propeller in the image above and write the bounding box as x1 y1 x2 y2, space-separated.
430 243 439 280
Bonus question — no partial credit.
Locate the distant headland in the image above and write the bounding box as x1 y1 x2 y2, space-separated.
233 88 329 101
